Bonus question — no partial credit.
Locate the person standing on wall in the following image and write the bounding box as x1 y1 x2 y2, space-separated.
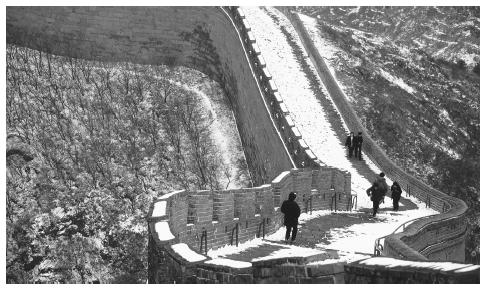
354 132 363 160
391 181 402 211
280 192 301 244
345 132 355 157
366 183 381 217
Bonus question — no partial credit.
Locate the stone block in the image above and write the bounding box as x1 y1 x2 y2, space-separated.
233 274 252 284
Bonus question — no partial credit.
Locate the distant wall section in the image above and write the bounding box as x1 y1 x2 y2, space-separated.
281 8 468 263
6 6 293 185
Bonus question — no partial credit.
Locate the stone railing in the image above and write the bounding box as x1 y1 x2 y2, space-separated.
281 8 468 263
344 257 479 284
148 167 352 283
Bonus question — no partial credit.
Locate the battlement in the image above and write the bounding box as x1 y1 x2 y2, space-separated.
148 168 352 256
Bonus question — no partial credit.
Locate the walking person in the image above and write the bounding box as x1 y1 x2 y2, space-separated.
345 132 355 157
375 172 389 204
366 183 381 217
391 181 402 211
354 132 363 160
280 192 301 244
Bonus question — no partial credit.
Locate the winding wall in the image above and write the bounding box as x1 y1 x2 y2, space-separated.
6 5 470 284
148 167 352 283
281 9 468 263
6 6 350 283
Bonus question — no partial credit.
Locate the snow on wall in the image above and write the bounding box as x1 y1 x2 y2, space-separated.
155 221 175 241
358 256 475 272
205 258 252 268
152 201 167 218
158 190 185 200
251 244 325 262
171 243 207 262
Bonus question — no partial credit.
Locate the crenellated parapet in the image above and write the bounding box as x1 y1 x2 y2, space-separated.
226 7 323 169
147 167 352 283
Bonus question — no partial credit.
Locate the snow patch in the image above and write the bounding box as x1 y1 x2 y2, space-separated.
252 244 324 262
307 259 344 265
205 258 252 268
359 257 477 272
171 243 206 262
272 171 291 183
453 265 480 273
378 68 416 94
207 237 265 259
152 201 167 218
155 221 175 241
348 7 360 15
158 190 185 200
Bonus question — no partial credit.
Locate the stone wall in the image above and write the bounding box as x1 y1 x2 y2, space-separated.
7 5 472 283
7 6 356 284
6 6 296 185
147 167 352 283
344 257 480 284
226 8 325 171
282 8 468 263
6 6 344 185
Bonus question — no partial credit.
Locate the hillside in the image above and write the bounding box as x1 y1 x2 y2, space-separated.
6 44 249 283
297 6 479 263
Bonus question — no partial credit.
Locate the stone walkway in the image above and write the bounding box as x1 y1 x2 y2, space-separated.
221 241 333 264
212 211 382 263
212 193 420 265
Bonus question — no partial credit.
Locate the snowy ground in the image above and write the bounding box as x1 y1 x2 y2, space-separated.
207 199 436 264
168 69 250 189
221 6 439 262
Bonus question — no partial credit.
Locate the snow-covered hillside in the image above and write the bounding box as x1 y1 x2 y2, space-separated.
296 8 479 185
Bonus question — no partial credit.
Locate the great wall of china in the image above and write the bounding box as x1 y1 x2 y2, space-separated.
6 6 478 284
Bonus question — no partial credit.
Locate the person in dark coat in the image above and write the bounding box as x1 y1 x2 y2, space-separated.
345 132 355 157
390 181 402 211
374 172 389 204
280 192 301 243
366 183 381 217
354 132 363 160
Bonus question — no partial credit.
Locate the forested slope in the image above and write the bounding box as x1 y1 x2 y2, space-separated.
6 44 249 283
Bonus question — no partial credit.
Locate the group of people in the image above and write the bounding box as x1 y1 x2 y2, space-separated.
345 132 363 160
278 133 404 242
366 172 403 217
279 174 405 243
